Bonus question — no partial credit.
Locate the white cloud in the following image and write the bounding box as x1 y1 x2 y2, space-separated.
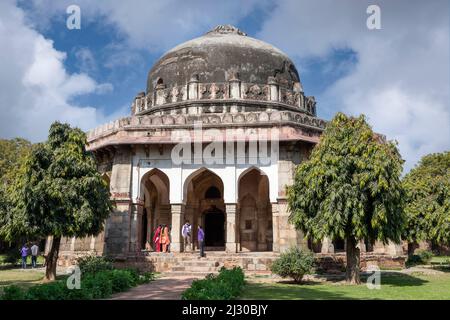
258 0 450 172
24 0 270 52
0 0 117 142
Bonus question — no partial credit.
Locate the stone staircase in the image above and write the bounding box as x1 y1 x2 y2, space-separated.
124 251 280 277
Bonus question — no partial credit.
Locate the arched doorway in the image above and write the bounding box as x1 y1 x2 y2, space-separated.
238 167 273 251
203 206 225 247
140 169 170 251
183 168 225 251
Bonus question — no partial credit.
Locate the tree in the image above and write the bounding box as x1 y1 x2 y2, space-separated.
403 151 450 254
287 113 405 284
0 122 112 281
0 138 32 184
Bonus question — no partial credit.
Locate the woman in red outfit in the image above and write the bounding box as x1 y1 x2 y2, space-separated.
152 225 162 252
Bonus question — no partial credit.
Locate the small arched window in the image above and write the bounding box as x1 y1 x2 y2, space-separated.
205 186 221 199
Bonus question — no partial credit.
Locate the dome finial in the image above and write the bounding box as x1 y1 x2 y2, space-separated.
206 24 247 36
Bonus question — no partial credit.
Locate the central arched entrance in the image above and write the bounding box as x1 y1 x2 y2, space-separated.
203 206 225 247
183 168 225 251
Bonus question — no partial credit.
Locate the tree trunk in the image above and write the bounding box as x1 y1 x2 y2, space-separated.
44 236 61 282
407 242 418 256
345 236 361 284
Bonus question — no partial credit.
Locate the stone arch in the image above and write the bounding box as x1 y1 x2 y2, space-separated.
237 167 272 251
139 169 171 251
183 168 226 250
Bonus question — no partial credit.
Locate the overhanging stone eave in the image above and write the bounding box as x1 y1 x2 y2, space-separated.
86 121 323 152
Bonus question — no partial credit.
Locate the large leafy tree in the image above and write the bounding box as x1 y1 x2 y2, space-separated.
288 113 405 284
403 151 450 253
0 138 32 184
0 122 112 280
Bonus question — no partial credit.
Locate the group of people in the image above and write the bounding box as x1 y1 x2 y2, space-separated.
146 221 205 257
151 224 172 253
20 243 40 269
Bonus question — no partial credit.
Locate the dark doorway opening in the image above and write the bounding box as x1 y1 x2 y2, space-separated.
203 206 225 248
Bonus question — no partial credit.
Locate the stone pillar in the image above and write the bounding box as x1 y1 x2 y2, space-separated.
188 74 199 100
128 203 143 253
321 237 334 254
257 206 267 251
225 203 238 252
104 146 132 258
229 74 241 99
170 204 185 252
271 202 280 252
268 76 279 102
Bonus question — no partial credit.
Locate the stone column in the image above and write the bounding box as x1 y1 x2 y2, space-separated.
170 204 185 252
228 73 241 99
257 206 267 251
321 237 334 254
386 241 404 256
188 74 199 100
268 76 279 102
225 203 238 252
271 202 280 252
128 203 142 253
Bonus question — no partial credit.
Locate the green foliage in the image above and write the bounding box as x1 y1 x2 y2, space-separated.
406 250 434 267
0 285 26 300
0 268 153 300
0 123 112 262
270 247 314 283
0 138 32 185
77 255 114 274
288 113 405 244
182 267 245 300
403 151 450 245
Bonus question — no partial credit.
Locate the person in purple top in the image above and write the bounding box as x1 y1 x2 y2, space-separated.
20 244 29 269
197 226 205 257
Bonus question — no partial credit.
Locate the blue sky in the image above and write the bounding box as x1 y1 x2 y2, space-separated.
0 0 448 172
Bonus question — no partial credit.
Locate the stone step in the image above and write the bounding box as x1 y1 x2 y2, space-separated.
171 266 219 272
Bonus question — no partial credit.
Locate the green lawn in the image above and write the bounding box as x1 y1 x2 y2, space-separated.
431 256 450 264
240 272 450 300
0 269 45 292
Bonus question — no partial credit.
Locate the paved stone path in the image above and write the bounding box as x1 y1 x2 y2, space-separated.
110 275 202 300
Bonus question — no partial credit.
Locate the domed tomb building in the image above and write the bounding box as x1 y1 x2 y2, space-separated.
54 25 404 269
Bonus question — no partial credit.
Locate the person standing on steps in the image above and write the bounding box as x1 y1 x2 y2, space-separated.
153 225 162 252
198 225 205 258
161 224 170 253
182 221 192 252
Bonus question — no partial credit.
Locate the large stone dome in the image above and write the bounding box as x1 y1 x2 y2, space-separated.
146 25 301 94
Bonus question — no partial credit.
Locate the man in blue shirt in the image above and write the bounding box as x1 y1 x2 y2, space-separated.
20 244 29 269
197 226 205 257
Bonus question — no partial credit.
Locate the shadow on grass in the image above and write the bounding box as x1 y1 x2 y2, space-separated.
241 272 430 300
241 282 355 300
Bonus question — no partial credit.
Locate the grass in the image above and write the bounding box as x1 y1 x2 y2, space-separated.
0 254 46 267
240 272 450 300
0 269 45 292
430 256 450 264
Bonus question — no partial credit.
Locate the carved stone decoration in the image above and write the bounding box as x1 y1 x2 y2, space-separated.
163 116 174 125
152 116 162 125
171 87 179 103
282 89 295 105
175 115 186 124
200 84 209 99
233 114 245 123
209 115 221 124
222 114 233 123
258 112 269 122
246 113 257 123
270 112 281 121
